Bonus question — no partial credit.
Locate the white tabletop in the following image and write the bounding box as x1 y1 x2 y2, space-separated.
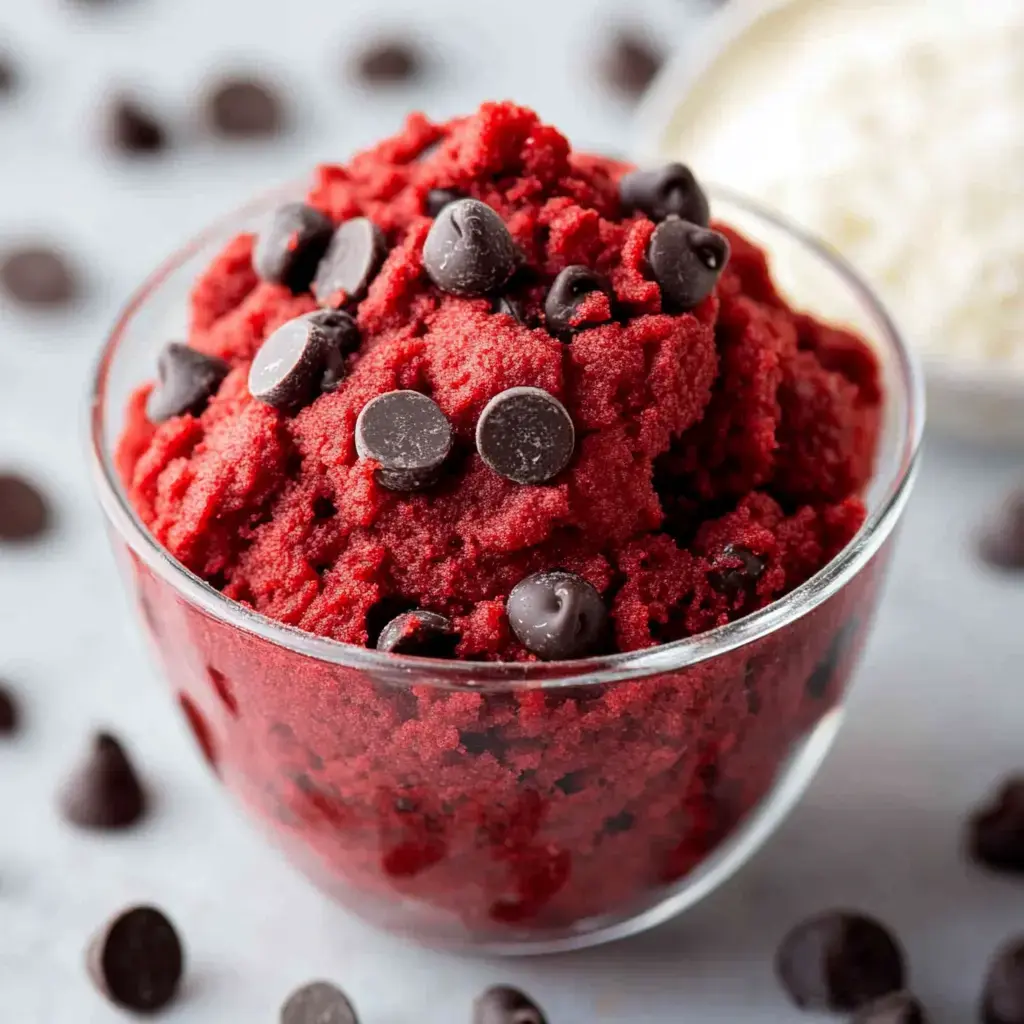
1 0 1022 1021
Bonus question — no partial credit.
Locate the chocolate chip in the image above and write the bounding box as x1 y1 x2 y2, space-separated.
544 265 612 336
423 198 518 297
599 29 664 99
969 777 1024 875
494 294 528 324
853 992 928 1024
355 390 452 491
776 911 906 1012
983 938 1024 1024
249 311 359 411
106 95 167 155
0 684 19 735
476 387 574 485
146 342 228 423
648 217 730 310
255 203 334 293
604 810 635 834
620 163 710 225
88 906 183 1013
978 492 1024 572
312 217 387 308
60 732 147 830
377 611 458 658
507 570 607 660
0 53 18 95
709 544 765 600
806 619 858 700
352 39 424 85
281 981 358 1024
205 76 286 139
0 473 52 542
425 188 463 217
0 245 78 307
473 985 547 1024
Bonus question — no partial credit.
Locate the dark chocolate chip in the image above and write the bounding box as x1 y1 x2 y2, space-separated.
473 985 547 1024
88 906 183 1013
969 777 1024 875
853 992 928 1024
978 492 1024 572
146 342 228 423
476 386 574 485
983 938 1024 1024
494 294 528 324
0 473 52 542
709 544 765 600
249 310 359 411
0 53 18 95
0 684 19 735
544 265 612 336
312 217 388 308
507 570 607 661
425 188 463 217
281 981 358 1024
254 203 334 293
352 39 424 85
106 95 167 155
776 910 906 1012
599 29 664 99
619 163 710 225
0 245 78 307
423 198 517 297
806 619 858 700
205 76 286 139
648 217 730 310
355 390 452 491
60 732 147 830
604 810 635 834
377 610 458 658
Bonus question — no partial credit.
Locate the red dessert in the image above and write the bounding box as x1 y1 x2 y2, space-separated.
115 102 885 943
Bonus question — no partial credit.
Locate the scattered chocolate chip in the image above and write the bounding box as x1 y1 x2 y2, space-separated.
106 95 167 155
0 53 18 95
776 910 906 1012
0 473 52 542
599 29 664 99
853 992 928 1024
544 265 612 336
709 544 765 600
425 188 463 217
806 619 858 700
249 311 359 411
473 985 547 1024
146 342 228 423
978 492 1024 572
254 203 334 293
494 294 528 324
604 810 635 834
507 570 607 661
355 390 452 491
619 163 710 225
476 386 574 485
969 777 1024 875
88 906 183 1013
60 732 147 830
0 245 78 308
205 76 286 139
312 217 388 308
0 684 19 735
377 611 458 658
648 217 730 310
983 938 1024 1024
423 198 518 297
352 39 424 85
281 981 358 1024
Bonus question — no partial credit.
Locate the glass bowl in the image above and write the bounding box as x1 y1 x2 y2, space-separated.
88 187 923 955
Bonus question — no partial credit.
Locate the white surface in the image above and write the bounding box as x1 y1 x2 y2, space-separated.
0 0 1022 1021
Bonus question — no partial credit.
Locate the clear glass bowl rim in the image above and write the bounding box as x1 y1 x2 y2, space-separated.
88 184 925 691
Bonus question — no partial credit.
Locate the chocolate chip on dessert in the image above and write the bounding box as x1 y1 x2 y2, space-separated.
423 198 518 297
352 39 424 85
88 906 183 1013
648 217 730 310
425 188 463 217
281 981 358 1024
377 610 458 658
146 342 228 423
312 217 387 308
204 76 286 139
249 310 360 411
60 732 147 830
969 777 1024 875
806 620 858 700
852 992 929 1024
0 245 78 307
710 544 765 600
255 203 334 293
473 985 548 1024
619 163 710 226
507 570 607 660
544 265 612 336
106 95 167 155
355 390 452 491
776 910 906 1012
978 492 1024 572
0 473 52 542
476 387 574 485
599 29 664 99
494 294 527 324
0 684 19 735
983 938 1024 1024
